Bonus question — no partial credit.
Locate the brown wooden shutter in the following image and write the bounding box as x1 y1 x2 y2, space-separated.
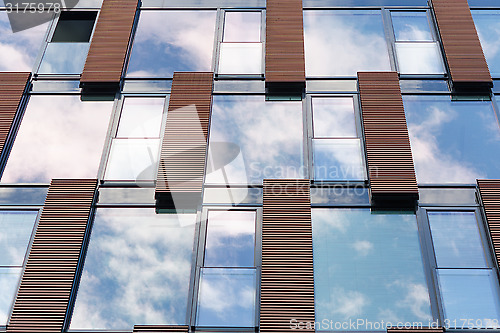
80 0 138 91
358 72 418 206
7 179 97 333
477 179 500 269
431 0 492 91
0 72 30 158
133 325 189 333
261 179 314 333
155 72 213 211
265 0 305 94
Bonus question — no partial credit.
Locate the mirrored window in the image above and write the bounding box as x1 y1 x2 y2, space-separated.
127 10 217 78
223 11 261 42
404 96 500 184
116 97 165 138
391 11 433 41
472 10 500 77
312 97 356 137
71 208 197 329
2 96 113 183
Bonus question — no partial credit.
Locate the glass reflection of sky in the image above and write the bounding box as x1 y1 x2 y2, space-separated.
116 97 165 138
71 209 197 329
206 96 304 185
313 139 365 181
223 11 261 42
312 209 432 330
312 97 356 137
404 96 500 184
0 12 49 71
0 267 22 325
391 12 433 41
38 43 89 74
127 10 216 78
304 10 391 76
1 96 113 184
396 43 444 74
472 10 500 77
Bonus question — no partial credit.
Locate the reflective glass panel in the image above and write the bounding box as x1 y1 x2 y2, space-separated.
472 10 500 77
206 96 303 185
197 268 256 327
223 11 261 42
304 10 391 76
218 43 263 75
312 209 432 330
0 12 50 71
116 97 165 138
428 212 487 268
391 11 433 41
51 11 96 43
404 96 500 184
38 43 89 74
396 42 445 74
313 139 365 181
204 210 255 267
312 97 357 137
0 211 37 266
104 139 160 181
2 96 113 183
438 269 500 327
127 10 216 77
0 267 22 325
71 209 197 329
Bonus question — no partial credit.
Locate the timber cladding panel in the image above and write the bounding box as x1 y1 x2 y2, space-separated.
477 180 500 269
357 72 418 203
155 72 213 210
265 0 305 91
80 0 138 88
7 179 97 333
0 72 30 156
431 0 492 90
261 179 315 333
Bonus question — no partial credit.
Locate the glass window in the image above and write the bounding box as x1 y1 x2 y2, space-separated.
205 96 304 185
223 11 261 42
0 210 38 325
312 209 432 330
391 11 433 41
50 11 96 42
71 208 197 329
404 96 500 184
116 97 165 138
304 10 391 77
1 96 113 183
312 97 356 137
472 10 500 77
127 10 217 78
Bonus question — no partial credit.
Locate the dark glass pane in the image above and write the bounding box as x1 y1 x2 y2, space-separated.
51 11 96 42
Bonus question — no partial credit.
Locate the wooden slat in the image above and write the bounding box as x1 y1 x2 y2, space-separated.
80 0 138 88
265 0 305 93
261 179 314 333
388 328 445 333
7 179 97 333
133 325 189 333
358 72 418 204
0 72 30 156
155 72 213 210
477 180 500 269
431 0 492 91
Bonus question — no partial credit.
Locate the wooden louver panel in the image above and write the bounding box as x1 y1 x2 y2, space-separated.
80 0 138 89
477 180 500 269
358 72 418 204
133 325 189 333
0 72 30 156
7 179 97 333
155 72 213 210
431 0 492 91
265 0 305 93
261 179 314 333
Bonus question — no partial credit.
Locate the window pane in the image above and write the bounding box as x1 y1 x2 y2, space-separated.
38 43 89 74
312 97 357 137
71 209 197 329
312 209 432 330
205 211 255 267
0 211 37 266
51 11 96 42
197 268 256 327
472 10 500 77
304 10 391 76
313 139 365 181
223 12 261 42
127 11 216 78
218 43 263 75
206 96 304 185
2 96 113 183
104 139 160 181
0 267 22 326
396 42 445 74
438 269 500 327
428 212 488 268
404 96 500 184
116 97 165 138
391 12 433 41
